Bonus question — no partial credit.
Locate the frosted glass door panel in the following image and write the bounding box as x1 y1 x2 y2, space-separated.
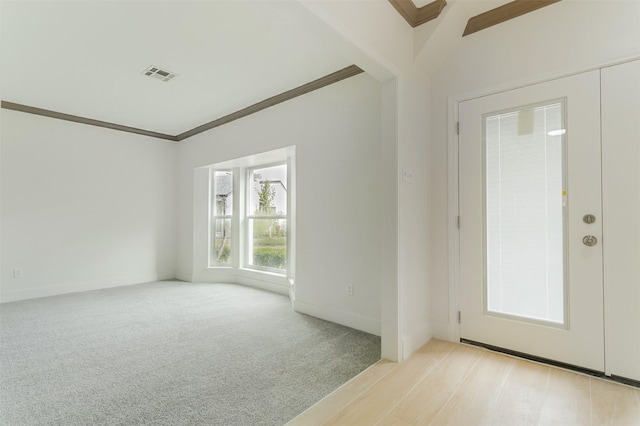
485 102 566 324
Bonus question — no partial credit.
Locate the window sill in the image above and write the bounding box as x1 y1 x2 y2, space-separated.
238 267 286 279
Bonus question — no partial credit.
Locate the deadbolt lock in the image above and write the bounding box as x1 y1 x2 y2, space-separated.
583 214 596 224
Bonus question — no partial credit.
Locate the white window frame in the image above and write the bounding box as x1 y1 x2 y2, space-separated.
209 169 235 268
200 147 294 289
244 162 288 274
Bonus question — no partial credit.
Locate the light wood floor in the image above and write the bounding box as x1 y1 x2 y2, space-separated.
287 339 640 425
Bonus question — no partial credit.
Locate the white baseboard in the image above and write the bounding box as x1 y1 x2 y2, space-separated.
294 299 381 336
288 278 295 306
175 272 194 282
190 268 289 296
0 272 173 303
431 320 454 342
401 321 432 360
236 275 289 296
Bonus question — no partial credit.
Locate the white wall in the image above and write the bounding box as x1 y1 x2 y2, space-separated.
302 0 433 360
177 73 383 334
429 0 640 338
0 110 178 302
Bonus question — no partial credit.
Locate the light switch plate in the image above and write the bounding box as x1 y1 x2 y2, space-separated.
402 168 414 183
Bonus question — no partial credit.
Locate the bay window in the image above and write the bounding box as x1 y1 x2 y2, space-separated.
209 160 289 275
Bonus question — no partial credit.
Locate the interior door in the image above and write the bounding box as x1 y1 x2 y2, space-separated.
458 70 605 372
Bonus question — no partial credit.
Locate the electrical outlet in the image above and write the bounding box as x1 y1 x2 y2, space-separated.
346 283 353 296
13 268 23 279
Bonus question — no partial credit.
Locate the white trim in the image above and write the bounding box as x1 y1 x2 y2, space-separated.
452 54 640 105
175 272 194 282
192 267 288 296
0 273 173 303
243 161 289 272
294 299 381 336
402 322 431 359
430 320 451 341
288 278 295 306
210 169 234 268
235 269 289 296
447 95 461 343
192 267 236 284
196 148 294 282
286 154 296 287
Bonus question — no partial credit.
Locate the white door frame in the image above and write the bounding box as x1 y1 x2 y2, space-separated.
446 55 640 353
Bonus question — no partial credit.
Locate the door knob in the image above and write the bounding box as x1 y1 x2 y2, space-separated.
583 235 598 246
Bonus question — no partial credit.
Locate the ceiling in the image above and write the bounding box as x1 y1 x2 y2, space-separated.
1 0 520 138
446 0 512 17
1 1 353 136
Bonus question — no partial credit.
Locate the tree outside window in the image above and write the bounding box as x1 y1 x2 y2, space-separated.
212 171 233 265
248 165 287 271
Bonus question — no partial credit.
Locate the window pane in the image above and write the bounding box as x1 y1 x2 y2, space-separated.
212 218 232 265
214 171 233 216
485 102 566 324
250 165 287 215
248 218 287 270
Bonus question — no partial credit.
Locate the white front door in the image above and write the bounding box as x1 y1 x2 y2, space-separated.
458 70 605 372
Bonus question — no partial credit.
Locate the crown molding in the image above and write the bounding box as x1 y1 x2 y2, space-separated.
1 65 364 142
176 65 363 141
1 101 178 141
388 0 447 28
463 0 562 36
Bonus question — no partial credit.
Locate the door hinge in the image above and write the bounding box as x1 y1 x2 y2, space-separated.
458 311 461 324
456 216 460 229
456 121 460 135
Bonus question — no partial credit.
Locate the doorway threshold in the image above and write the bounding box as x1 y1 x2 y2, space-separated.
460 338 640 389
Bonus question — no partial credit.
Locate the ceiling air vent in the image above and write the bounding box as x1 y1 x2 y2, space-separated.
142 65 177 82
